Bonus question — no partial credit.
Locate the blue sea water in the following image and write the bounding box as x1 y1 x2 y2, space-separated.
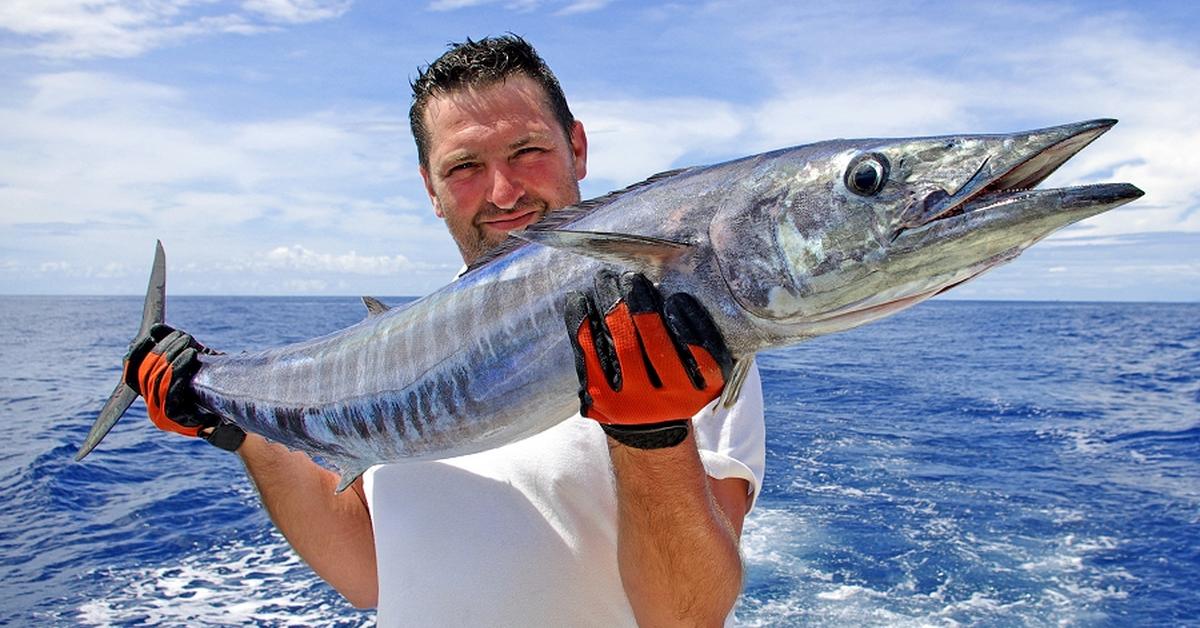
1 296 1197 626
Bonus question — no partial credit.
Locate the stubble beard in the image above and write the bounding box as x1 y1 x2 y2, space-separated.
451 164 583 265
457 198 551 265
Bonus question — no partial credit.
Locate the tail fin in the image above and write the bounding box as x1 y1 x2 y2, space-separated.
75 240 167 461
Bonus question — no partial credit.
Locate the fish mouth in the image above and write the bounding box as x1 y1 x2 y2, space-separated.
896 119 1141 236
962 119 1118 206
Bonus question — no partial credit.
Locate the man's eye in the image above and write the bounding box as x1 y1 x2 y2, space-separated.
447 162 477 176
515 146 546 158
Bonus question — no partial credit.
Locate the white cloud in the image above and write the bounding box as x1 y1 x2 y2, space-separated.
241 0 352 23
260 244 415 275
426 0 609 14
282 278 329 292
555 0 611 16
0 0 350 59
573 97 745 186
14 258 133 281
0 71 418 226
0 70 461 295
746 75 975 150
426 0 491 10
38 260 72 273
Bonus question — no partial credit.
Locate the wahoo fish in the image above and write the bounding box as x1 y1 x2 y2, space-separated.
76 119 1143 490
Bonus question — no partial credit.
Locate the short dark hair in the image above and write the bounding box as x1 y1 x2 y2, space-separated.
409 34 575 169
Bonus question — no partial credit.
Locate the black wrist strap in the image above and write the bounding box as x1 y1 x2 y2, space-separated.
601 420 690 449
203 421 246 452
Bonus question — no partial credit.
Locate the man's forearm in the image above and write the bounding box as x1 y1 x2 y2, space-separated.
239 434 379 608
609 428 744 627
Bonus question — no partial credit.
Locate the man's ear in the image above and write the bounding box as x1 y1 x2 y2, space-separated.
570 120 588 182
420 165 444 218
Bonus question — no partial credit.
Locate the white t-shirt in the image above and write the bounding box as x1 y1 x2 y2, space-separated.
364 361 766 627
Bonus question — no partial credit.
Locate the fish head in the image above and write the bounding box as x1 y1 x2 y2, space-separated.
711 119 1143 341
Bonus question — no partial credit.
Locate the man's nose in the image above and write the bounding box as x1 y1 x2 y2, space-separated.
488 164 525 210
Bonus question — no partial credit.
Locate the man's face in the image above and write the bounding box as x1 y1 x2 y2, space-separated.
419 74 588 265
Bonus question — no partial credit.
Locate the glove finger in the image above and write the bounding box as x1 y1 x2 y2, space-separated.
567 290 621 394
145 335 192 429
630 311 693 390
154 331 193 362
136 331 186 407
186 333 216 355
123 336 154 391
149 353 201 437
588 270 625 390
592 268 624 313
165 347 203 427
621 273 694 390
148 323 176 342
564 290 590 375
144 332 188 406
123 327 176 391
663 292 733 388
139 352 171 408
598 271 653 391
169 345 201 381
142 356 177 431
687 345 726 394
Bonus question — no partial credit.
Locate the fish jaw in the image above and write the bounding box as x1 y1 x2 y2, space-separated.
711 120 1143 345
806 182 1143 332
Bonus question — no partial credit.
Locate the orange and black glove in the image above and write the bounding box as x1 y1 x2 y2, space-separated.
123 324 245 452
565 270 733 449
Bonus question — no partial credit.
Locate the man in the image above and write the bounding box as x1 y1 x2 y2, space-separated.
128 35 765 626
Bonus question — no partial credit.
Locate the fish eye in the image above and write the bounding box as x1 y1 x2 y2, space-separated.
844 152 890 196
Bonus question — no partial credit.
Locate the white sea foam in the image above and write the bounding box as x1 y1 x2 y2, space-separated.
75 535 372 627
816 584 884 601
735 505 1132 627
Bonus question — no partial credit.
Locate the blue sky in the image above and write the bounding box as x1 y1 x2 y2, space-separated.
1 0 1197 300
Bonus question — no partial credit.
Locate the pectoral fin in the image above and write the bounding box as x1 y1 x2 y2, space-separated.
718 357 755 410
335 465 372 493
514 229 690 272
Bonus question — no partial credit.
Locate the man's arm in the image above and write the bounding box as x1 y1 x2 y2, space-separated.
565 271 755 625
611 432 750 627
122 325 381 608
238 434 379 609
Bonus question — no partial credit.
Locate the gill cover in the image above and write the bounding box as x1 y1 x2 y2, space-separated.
709 143 869 323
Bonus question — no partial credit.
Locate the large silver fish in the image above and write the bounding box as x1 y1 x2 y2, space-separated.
77 119 1143 490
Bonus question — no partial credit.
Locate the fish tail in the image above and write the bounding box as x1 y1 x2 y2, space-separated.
75 240 167 461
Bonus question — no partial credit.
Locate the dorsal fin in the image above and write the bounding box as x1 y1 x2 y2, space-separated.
462 166 696 274
567 167 694 217
361 296 390 317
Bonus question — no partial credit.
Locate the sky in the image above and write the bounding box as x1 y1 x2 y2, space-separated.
1 0 1197 300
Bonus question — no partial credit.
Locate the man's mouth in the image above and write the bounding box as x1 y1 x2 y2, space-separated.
481 208 542 232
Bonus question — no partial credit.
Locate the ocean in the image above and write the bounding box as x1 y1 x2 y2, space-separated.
1 296 1196 626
